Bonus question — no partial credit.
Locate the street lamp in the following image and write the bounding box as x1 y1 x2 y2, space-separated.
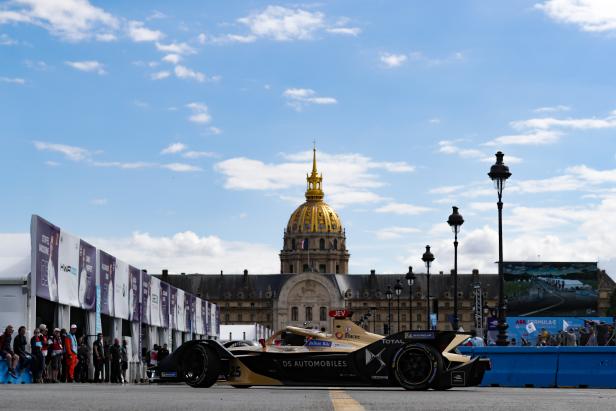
405 267 416 330
385 286 393 335
488 151 512 346
394 279 403 333
447 206 464 331
422 245 435 330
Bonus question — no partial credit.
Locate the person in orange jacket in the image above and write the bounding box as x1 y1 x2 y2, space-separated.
64 324 79 382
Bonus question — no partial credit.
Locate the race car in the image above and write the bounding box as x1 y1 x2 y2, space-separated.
150 310 490 390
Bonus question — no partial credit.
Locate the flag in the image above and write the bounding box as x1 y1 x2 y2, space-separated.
526 322 537 334
563 320 570 331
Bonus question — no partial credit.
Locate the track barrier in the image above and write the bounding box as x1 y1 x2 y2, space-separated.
0 359 32 384
458 346 616 388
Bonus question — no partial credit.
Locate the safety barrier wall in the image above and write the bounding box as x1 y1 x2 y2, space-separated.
0 359 32 384
458 346 616 388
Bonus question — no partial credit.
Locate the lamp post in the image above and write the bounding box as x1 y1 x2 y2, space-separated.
488 151 512 346
447 206 464 331
394 279 402 333
385 286 392 335
405 267 416 330
422 245 435 330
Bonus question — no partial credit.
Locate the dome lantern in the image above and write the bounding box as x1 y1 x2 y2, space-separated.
305 146 324 202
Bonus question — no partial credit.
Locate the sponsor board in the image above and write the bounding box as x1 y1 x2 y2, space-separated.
281 360 348 368
305 339 332 347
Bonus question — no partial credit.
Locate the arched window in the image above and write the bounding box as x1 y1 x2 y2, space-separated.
303 238 309 250
291 239 296 250
333 239 338 250
319 307 327 321
289 264 294 273
319 238 325 250
291 307 298 321
306 306 313 322
303 264 309 272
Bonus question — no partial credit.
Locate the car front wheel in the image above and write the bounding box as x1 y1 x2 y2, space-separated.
392 343 443 391
182 344 221 388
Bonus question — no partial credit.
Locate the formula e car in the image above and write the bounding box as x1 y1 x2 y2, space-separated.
150 310 490 390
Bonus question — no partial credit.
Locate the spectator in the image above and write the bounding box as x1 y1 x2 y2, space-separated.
563 327 577 346
149 344 159 368
120 340 129 384
109 338 121 383
76 336 90 383
586 325 598 346
510 338 517 346
0 325 18 378
469 330 485 347
103 338 111 382
92 333 104 382
59 328 67 382
158 343 170 363
13 326 31 372
48 328 63 383
64 325 79 382
30 328 44 383
39 324 49 382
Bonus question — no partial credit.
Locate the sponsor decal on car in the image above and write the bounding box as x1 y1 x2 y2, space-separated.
161 371 177 378
281 360 348 368
335 327 361 340
451 371 466 386
365 348 386 373
405 331 435 340
305 339 332 347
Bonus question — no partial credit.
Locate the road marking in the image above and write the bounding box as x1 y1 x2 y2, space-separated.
329 389 365 411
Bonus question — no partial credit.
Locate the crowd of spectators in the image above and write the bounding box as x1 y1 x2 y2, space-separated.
0 324 138 383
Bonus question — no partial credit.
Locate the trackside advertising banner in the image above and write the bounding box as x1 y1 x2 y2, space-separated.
201 299 208 336
195 298 203 335
507 316 613 345
57 230 80 307
169 286 177 330
78 240 96 310
160 282 170 329
176 289 186 332
185 293 193 333
32 216 60 302
99 250 115 316
216 304 220 337
129 266 140 322
206 302 212 336
150 276 161 327
114 259 130 320
141 271 151 325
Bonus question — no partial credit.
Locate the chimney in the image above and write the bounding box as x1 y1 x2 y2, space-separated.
142 269 147 274
220 270 223 276
181 272 185 276
472 269 479 283
439 271 444 275
162 269 168 278
243 269 248 278
370 269 376 276
450 269 455 275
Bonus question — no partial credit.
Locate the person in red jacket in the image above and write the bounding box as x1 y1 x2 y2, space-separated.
63 324 79 382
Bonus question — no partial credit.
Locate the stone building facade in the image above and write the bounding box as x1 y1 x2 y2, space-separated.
157 148 615 335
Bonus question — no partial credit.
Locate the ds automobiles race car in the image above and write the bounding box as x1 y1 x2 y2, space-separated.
150 310 490 391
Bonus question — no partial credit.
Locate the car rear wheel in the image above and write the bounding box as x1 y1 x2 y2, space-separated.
393 343 443 391
181 344 221 388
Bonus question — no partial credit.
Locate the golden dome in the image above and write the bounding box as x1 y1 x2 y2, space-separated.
286 147 343 234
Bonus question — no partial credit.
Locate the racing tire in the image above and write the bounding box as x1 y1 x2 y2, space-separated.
392 343 443 391
181 344 221 388
231 385 251 389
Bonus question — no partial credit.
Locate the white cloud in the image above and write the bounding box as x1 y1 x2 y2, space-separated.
183 151 217 159
380 53 407 68
92 161 154 169
325 27 361 36
162 53 181 64
161 163 202 172
485 129 562 146
197 33 206 44
65 60 106 75
147 10 167 21
283 88 337 111
95 33 116 42
0 0 119 42
209 126 222 135
155 41 195 55
0 33 18 45
174 65 205 82
91 197 108 206
186 102 211 123
24 59 49 70
127 20 164 42
536 0 616 32
375 226 420 240
375 202 431 215
237 5 325 41
34 141 91 161
45 160 60 167
151 70 170 80
511 111 616 130
89 231 279 274
0 76 25 84
534 105 571 113
210 34 257 44
161 143 186 155
438 140 484 158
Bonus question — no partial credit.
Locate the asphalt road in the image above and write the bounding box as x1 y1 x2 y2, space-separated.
1 383 615 411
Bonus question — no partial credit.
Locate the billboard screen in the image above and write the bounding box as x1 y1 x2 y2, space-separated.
32 216 60 302
99 250 115 316
129 266 141 322
78 240 96 310
504 261 599 316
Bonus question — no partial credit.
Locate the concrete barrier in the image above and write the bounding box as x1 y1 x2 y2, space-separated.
0 359 32 384
556 346 616 388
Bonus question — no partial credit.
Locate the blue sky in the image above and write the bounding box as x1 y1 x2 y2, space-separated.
2 0 616 276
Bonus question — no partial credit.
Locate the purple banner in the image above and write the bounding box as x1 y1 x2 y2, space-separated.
33 216 60 302
169 286 177 330
185 294 192 332
216 305 220 336
99 250 115 316
141 271 151 324
160 282 169 328
78 240 96 310
129 266 141 322
201 300 207 337
207 302 212 335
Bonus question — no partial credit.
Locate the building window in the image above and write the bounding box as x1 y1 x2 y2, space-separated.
250 303 255 322
266 313 271 322
376 313 381 321
303 238 309 250
224 313 229 322
320 306 327 321
237 313 242 322
291 307 298 321
291 239 296 250
335 264 340 274
306 306 313 322
289 264 294 273
319 238 325 250
303 264 309 272
319 264 326 273
333 239 338 250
